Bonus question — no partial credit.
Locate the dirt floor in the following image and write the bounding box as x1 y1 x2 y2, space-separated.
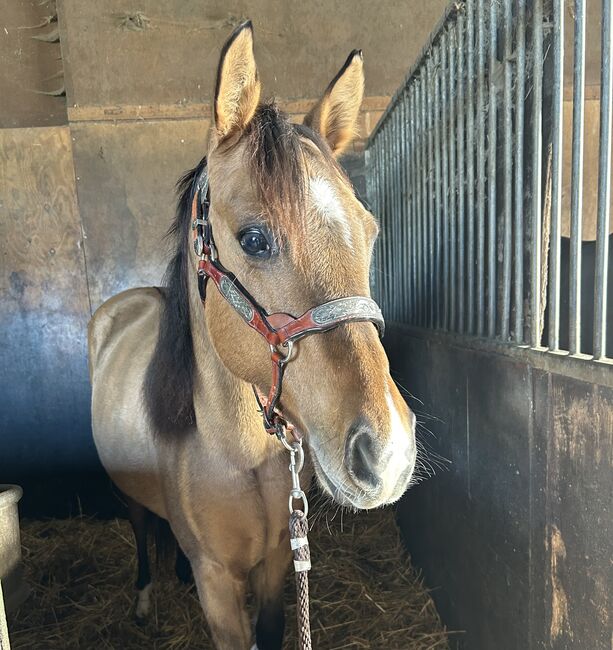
8 504 450 649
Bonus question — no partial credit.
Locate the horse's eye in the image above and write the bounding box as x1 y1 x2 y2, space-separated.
238 227 271 258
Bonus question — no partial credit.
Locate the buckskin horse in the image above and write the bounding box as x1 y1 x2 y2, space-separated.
88 21 416 650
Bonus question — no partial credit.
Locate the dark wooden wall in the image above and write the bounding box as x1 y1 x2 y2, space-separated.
390 327 612 649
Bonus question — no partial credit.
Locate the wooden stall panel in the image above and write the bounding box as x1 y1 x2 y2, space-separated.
391 326 613 649
70 119 209 310
544 376 613 649
57 0 447 108
0 2 67 127
390 331 534 650
0 127 91 478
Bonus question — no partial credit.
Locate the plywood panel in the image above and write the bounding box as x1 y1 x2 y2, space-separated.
0 126 92 476
0 2 66 127
545 377 613 649
70 119 209 309
57 0 447 108
391 325 613 650
562 99 613 240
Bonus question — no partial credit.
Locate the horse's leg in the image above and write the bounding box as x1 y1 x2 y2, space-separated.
125 493 153 618
191 557 252 649
251 549 291 650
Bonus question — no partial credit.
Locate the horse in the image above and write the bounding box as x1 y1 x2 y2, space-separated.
88 21 416 650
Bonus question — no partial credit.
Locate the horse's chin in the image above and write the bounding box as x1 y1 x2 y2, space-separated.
310 450 387 511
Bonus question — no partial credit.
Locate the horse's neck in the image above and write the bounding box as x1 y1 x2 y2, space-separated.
186 268 277 464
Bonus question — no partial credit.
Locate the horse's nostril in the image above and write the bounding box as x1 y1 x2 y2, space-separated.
346 426 381 490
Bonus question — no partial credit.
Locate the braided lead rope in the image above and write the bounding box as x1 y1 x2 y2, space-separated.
290 510 312 650
278 433 312 650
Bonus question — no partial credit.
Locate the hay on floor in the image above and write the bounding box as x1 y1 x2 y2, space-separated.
8 505 449 649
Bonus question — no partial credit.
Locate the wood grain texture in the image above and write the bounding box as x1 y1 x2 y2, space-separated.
0 3 67 127
0 126 93 477
57 0 447 108
70 119 209 309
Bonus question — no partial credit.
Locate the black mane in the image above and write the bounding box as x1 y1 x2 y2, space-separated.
143 158 205 435
144 103 327 436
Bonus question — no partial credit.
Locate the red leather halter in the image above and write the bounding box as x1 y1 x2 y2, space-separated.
191 168 385 438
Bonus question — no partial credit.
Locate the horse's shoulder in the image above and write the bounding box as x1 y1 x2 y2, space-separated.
88 287 166 375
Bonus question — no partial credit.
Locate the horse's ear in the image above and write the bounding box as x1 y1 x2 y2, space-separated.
304 50 364 156
213 21 261 141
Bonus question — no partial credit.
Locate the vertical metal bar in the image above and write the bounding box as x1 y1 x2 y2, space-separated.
449 25 457 332
487 0 498 337
407 84 414 322
457 11 466 332
530 0 544 348
391 104 400 321
418 73 428 326
547 0 564 350
421 73 429 327
569 0 585 355
401 89 410 323
427 53 436 328
594 0 612 359
434 43 443 328
381 123 389 314
476 0 486 336
501 0 514 340
398 96 406 323
514 0 526 343
385 120 394 316
376 136 383 302
370 137 378 300
410 82 419 325
441 29 450 331
466 0 476 334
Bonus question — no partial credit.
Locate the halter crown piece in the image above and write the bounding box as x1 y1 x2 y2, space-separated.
191 167 385 439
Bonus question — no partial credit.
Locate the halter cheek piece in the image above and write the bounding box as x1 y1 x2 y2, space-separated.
191 168 385 439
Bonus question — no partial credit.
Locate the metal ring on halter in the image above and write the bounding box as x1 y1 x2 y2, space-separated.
270 339 294 363
289 489 309 518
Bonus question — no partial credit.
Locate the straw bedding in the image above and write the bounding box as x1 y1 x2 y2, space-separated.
8 504 449 649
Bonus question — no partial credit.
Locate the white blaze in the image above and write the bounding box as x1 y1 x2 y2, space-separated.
309 177 353 246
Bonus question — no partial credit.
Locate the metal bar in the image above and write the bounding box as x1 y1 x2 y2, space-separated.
547 0 564 350
381 124 389 314
514 0 526 343
385 122 393 316
427 53 436 328
594 0 612 359
466 0 476 334
401 89 410 323
391 104 401 321
420 72 428 327
569 0 585 355
366 3 464 147
457 11 466 333
434 43 443 328
449 25 457 332
487 0 498 338
501 0 514 340
399 95 407 323
408 83 417 323
530 0 544 348
441 29 450 331
476 0 486 336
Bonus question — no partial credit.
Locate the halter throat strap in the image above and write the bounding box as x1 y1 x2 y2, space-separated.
190 168 385 435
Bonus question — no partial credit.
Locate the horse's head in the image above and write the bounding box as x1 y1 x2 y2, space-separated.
202 22 415 509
